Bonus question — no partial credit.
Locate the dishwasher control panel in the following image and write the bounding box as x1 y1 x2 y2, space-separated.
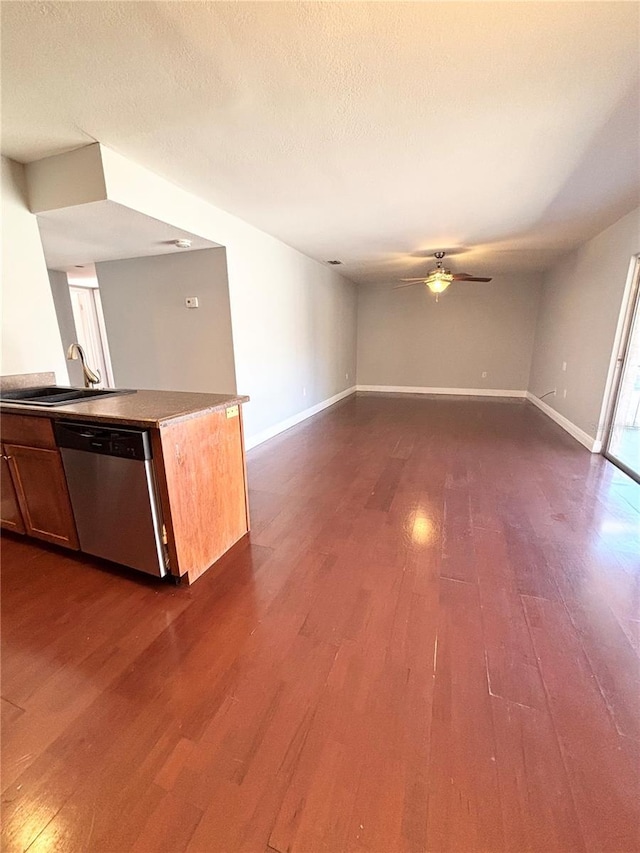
54 421 153 461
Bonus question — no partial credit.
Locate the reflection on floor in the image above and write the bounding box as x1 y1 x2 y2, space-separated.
608 425 640 478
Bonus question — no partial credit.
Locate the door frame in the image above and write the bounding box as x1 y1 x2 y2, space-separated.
69 283 115 388
601 254 640 484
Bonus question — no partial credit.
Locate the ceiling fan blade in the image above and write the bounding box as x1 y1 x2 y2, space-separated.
393 281 422 289
400 277 428 282
451 274 492 282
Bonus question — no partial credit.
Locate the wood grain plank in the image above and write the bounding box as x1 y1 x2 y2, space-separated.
365 457 406 511
490 695 586 852
523 594 640 852
441 485 476 582
426 577 505 852
475 526 547 710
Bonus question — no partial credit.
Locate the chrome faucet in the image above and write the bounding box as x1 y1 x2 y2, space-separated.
67 343 101 388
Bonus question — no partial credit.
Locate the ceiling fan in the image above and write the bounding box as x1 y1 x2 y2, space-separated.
395 251 492 301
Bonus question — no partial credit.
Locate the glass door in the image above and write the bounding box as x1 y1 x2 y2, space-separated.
605 262 640 483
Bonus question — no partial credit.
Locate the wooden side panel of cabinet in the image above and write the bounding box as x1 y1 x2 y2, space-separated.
5 444 79 550
153 407 250 584
1 449 25 534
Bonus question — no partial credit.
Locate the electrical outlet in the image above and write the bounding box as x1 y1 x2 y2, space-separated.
562 361 567 372
563 389 567 398
481 371 488 379
302 387 307 397
346 372 349 380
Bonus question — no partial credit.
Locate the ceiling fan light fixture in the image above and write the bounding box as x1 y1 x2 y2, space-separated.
427 280 450 294
425 270 453 294
395 251 490 300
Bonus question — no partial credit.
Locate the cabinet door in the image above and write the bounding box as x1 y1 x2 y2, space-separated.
5 444 79 549
1 448 25 534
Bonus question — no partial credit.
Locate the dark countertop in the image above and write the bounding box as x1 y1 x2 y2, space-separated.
0 388 249 428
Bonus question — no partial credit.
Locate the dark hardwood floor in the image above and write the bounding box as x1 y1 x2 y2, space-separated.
2 393 639 852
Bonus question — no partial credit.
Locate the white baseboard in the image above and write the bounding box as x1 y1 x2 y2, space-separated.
356 384 527 398
245 386 357 451
245 385 601 455
526 392 601 453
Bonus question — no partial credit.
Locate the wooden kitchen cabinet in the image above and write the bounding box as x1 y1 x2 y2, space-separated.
1 412 78 550
3 442 79 550
1 449 25 534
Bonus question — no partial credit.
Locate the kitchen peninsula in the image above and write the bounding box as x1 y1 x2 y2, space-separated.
0 373 250 585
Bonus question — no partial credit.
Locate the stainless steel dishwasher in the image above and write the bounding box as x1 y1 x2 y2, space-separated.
55 421 167 577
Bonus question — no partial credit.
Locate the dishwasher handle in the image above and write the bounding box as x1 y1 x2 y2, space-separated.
54 420 153 461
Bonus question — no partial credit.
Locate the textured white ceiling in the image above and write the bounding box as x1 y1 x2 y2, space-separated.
2 2 639 284
38 201 220 270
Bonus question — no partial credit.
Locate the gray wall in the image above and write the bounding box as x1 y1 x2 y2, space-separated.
47 269 83 385
528 206 640 439
227 249 358 445
96 248 237 393
92 145 358 444
356 274 541 391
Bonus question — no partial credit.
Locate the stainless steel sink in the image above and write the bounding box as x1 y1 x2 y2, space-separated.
0 386 136 407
